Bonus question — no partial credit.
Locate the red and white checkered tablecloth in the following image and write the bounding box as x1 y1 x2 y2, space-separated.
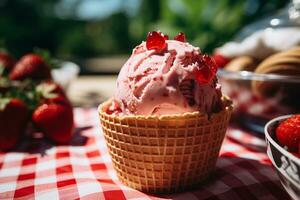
0 108 290 200
220 80 292 119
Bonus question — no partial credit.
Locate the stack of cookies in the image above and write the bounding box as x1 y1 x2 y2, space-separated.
223 46 300 109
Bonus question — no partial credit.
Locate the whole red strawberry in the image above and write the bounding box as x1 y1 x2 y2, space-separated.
32 102 73 144
33 82 73 144
9 54 51 81
276 115 300 152
107 100 122 115
0 52 15 74
0 98 29 151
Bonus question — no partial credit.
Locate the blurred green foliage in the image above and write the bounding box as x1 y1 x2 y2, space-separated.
0 0 288 59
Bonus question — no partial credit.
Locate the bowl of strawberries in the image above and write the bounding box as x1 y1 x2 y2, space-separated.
265 114 300 200
0 51 78 151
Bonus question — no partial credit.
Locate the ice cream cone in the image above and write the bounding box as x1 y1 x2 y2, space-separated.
98 97 232 193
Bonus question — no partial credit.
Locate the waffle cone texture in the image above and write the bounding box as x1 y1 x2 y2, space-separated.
98 97 233 193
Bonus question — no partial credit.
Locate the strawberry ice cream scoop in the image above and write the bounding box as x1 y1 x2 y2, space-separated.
113 39 222 115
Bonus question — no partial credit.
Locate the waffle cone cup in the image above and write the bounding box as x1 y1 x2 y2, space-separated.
98 97 232 193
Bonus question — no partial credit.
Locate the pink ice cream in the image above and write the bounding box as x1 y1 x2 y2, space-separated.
112 40 222 115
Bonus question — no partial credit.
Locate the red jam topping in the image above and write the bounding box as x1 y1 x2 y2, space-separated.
158 31 168 40
174 32 186 42
107 100 122 114
146 31 166 51
194 55 217 84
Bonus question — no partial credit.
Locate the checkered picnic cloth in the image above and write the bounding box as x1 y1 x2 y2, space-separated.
0 108 290 200
221 80 292 119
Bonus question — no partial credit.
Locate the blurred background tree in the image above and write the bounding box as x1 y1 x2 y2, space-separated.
0 0 288 72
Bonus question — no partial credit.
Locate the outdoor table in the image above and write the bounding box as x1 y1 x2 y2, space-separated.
0 108 290 200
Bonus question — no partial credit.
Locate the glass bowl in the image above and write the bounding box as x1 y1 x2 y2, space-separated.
217 69 300 133
265 115 300 200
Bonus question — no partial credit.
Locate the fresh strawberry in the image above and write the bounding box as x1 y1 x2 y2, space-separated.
0 52 15 75
32 101 74 144
0 77 11 94
33 82 73 144
0 52 13 92
9 54 51 81
36 81 66 99
37 81 71 107
0 98 29 151
276 115 300 152
44 82 65 96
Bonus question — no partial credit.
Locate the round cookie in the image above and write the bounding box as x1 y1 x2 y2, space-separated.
252 47 300 102
225 56 257 72
255 56 300 73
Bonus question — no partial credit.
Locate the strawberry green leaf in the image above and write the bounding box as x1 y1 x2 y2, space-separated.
36 83 58 99
2 79 40 112
0 77 11 88
33 48 60 69
0 98 10 111
0 64 4 76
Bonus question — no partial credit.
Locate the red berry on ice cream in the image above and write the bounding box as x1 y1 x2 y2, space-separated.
146 31 166 51
157 31 169 40
107 100 122 114
212 53 230 68
194 54 217 84
174 32 186 42
276 115 300 152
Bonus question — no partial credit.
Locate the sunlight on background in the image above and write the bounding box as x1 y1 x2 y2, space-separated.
0 0 288 74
